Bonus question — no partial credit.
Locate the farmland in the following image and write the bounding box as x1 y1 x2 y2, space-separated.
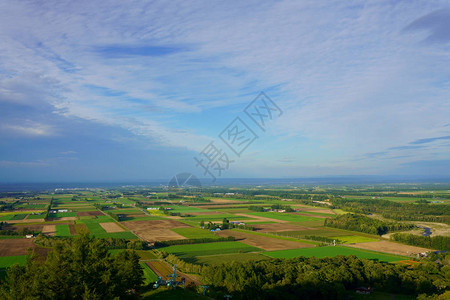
264 245 408 262
0 183 448 299
160 241 262 258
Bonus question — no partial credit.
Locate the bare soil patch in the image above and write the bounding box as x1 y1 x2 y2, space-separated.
146 260 201 285
253 223 313 233
347 240 433 256
217 230 314 251
77 211 103 217
100 222 125 233
121 220 189 242
68 224 77 235
42 225 56 236
0 239 35 256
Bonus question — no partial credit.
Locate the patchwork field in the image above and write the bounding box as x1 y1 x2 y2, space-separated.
265 246 407 262
160 241 262 258
122 220 190 242
216 230 314 251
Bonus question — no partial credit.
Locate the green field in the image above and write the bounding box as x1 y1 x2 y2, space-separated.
10 214 28 220
77 217 138 239
246 212 321 222
161 241 262 258
0 255 27 268
55 224 71 237
264 246 407 262
135 250 158 260
195 252 271 265
26 214 45 219
182 215 251 222
141 263 159 285
329 235 378 244
0 215 13 221
171 227 220 239
48 212 77 218
149 205 210 213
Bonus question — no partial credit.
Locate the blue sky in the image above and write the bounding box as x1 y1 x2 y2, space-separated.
0 0 449 182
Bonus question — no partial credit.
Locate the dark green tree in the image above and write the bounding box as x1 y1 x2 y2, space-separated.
0 233 143 299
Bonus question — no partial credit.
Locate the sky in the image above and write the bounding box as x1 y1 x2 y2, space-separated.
0 0 449 183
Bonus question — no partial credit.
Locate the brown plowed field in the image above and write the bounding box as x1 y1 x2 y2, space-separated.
77 211 103 217
0 239 35 256
100 222 125 233
146 260 201 285
68 224 77 235
121 220 189 242
216 230 314 251
347 240 433 256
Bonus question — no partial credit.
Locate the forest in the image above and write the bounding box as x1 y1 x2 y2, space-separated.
390 233 450 251
329 198 450 224
202 255 449 299
0 234 143 299
324 213 414 235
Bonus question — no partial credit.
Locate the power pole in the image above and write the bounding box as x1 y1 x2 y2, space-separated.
167 264 180 289
224 295 232 300
200 285 209 296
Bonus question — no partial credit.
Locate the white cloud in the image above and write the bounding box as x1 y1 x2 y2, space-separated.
0 0 449 175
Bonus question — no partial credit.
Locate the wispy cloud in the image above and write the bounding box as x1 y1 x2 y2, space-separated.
410 135 450 145
404 8 450 44
0 1 449 180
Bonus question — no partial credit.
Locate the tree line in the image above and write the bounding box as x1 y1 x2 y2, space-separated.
0 234 143 299
324 213 414 235
390 233 450 251
201 255 449 299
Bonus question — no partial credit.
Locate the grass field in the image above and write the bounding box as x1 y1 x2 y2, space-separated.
161 241 262 258
77 218 138 239
135 250 158 260
48 212 77 218
329 235 378 244
55 224 71 237
182 215 252 222
26 214 45 219
149 205 210 213
141 262 159 285
0 255 27 268
171 227 220 239
195 252 271 265
264 246 407 262
246 212 322 222
10 214 28 220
